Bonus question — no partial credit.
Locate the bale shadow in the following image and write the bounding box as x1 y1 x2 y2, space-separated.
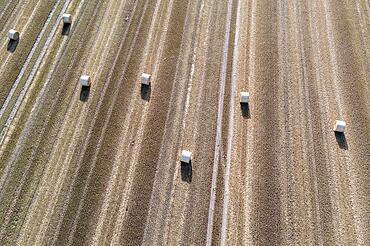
180 161 192 183
240 103 251 119
80 86 90 102
335 132 348 150
141 84 151 101
62 23 71 36
7 39 19 52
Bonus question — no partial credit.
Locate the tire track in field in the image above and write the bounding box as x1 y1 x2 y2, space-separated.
220 0 241 243
33 0 138 244
322 2 370 244
46 1 153 244
64 0 159 241
295 2 359 244
308 2 340 244
176 1 228 244
15 1 122 244
0 0 367 244
0 0 72 222
0 0 59 107
140 0 203 244
14 1 93 232
72 2 150 245
277 1 320 243
0 0 73 146
0 0 98 184
65 2 141 245
0 0 60 135
37 1 127 241
0 1 102 244
306 3 338 244
243 0 257 243
0 0 29 37
276 1 299 244
248 1 281 245
281 1 323 243
353 0 370 76
47 1 129 244
297 1 359 244
321 1 357 243
0 0 85 159
222 0 252 243
0 0 50 71
294 1 323 244
103 0 186 243
0 0 93 204
142 1 204 244
0 2 94 242
156 0 213 242
94 0 191 243
75 3 152 241
158 0 224 244
89 2 197 242
322 0 344 117
206 0 233 243
226 0 252 244
309 1 367 244
0 0 22 33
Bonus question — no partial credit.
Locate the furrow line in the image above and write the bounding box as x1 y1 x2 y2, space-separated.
47 1 151 244
0 0 21 33
24 1 127 245
311 1 347 243
0 0 71 209
322 0 344 117
143 0 204 243
110 0 179 242
0 0 90 202
58 2 134 245
206 0 233 244
220 0 241 243
243 0 256 242
295 1 323 244
0 0 49 73
279 0 298 243
0 1 99 243
0 0 87 161
0 0 31 48
0 0 70 144
86 1 144 244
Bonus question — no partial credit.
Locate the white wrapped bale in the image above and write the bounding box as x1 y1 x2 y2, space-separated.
80 75 91 87
333 120 346 132
240 91 250 103
181 150 192 164
8 29 19 41
141 73 151 85
62 14 72 24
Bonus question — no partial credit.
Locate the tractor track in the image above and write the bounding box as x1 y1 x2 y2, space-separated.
16 0 129 244
0 0 74 146
0 0 105 244
0 0 22 34
0 0 368 245
0 0 56 85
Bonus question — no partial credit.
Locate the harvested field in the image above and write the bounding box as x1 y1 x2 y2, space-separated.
0 0 369 245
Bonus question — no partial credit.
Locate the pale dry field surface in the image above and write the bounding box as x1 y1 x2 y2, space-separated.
0 0 369 245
